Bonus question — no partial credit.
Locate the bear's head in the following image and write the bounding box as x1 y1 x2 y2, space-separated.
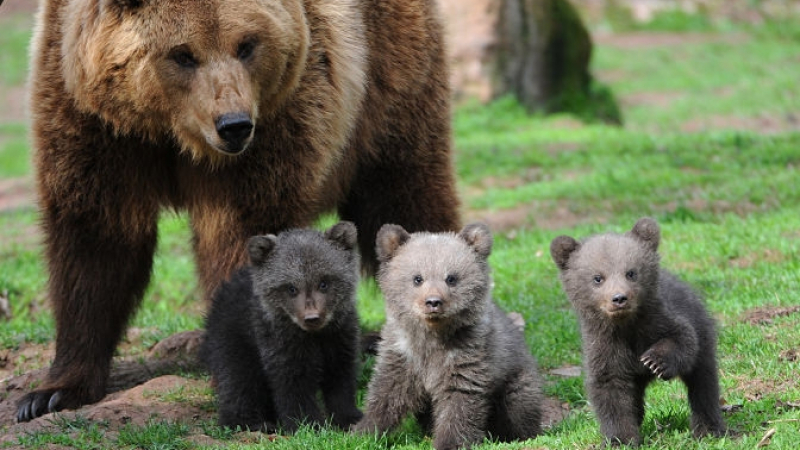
550 218 661 324
247 221 359 332
376 222 494 334
60 0 310 162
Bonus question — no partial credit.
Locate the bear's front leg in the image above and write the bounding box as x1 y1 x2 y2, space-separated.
430 389 489 450
17 197 159 422
321 327 363 429
262 349 326 433
355 349 426 433
640 321 699 381
587 376 646 446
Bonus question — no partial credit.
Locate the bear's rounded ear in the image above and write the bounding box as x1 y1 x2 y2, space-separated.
629 217 660 252
247 235 277 266
550 235 580 271
325 221 358 251
458 222 493 259
376 224 410 263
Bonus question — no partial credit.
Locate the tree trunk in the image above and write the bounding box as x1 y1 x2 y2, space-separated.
492 0 593 113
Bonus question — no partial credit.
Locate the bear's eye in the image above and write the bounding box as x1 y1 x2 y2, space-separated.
626 270 637 281
237 39 257 61
318 280 329 291
169 47 198 69
592 275 604 285
445 274 458 286
286 284 298 296
413 275 423 286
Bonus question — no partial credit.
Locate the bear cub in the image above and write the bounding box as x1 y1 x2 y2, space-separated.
550 217 726 446
355 223 543 450
200 222 362 432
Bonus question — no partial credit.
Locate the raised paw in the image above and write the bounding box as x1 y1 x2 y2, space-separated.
16 390 64 422
640 348 677 380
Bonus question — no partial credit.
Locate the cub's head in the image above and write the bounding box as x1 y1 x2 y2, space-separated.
376 223 494 333
61 0 309 163
247 221 359 332
550 218 661 323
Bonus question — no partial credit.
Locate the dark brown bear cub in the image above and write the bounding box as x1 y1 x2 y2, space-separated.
200 222 362 432
355 223 543 450
550 217 726 446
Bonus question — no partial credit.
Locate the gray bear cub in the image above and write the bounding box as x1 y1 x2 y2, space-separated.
550 217 726 446
200 222 362 432
355 223 543 450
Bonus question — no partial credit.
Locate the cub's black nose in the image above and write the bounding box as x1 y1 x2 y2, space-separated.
425 297 443 309
612 293 628 305
215 112 253 153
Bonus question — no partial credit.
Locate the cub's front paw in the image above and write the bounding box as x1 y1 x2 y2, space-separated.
639 348 678 380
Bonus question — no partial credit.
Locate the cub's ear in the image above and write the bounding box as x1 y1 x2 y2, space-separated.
376 224 410 263
629 217 660 252
325 221 358 251
550 235 580 271
458 222 493 259
247 235 277 266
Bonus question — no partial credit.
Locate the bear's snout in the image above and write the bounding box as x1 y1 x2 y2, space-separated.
611 293 628 308
424 296 443 314
215 112 254 154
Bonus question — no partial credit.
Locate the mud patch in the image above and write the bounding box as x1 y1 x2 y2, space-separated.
742 305 800 326
0 177 35 213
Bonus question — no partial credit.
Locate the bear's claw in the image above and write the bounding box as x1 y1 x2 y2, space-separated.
16 390 63 422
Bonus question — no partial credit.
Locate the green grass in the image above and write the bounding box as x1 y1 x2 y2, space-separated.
0 15 31 86
2 7 800 450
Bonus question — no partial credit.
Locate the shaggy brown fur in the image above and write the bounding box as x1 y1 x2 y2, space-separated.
550 218 726 446
18 0 459 421
355 223 543 450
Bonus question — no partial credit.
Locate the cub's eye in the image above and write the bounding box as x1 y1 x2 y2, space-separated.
413 275 423 286
286 284 298 296
626 270 637 281
592 275 604 285
169 47 198 69
445 274 458 286
237 39 256 61
318 280 329 291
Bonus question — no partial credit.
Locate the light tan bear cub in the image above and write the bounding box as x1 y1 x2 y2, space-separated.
355 223 543 450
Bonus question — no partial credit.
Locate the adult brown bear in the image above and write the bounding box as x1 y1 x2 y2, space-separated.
17 0 459 421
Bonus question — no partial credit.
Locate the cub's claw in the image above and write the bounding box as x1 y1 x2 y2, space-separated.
640 353 667 380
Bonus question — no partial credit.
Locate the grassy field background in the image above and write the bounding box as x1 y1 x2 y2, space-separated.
1 1 799 449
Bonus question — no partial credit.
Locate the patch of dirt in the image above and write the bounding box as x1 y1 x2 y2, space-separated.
0 329 570 443
0 177 35 213
742 305 800 326
0 0 38 15
1 375 214 447
730 374 798 403
729 248 789 269
0 85 28 124
682 113 800 134
465 201 604 234
593 31 749 49
622 91 685 109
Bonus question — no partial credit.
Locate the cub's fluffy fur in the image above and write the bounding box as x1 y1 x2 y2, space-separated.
551 217 726 445
356 223 543 450
200 222 362 432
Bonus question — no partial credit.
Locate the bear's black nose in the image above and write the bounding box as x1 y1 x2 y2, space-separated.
425 297 443 310
215 112 253 153
612 293 628 305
